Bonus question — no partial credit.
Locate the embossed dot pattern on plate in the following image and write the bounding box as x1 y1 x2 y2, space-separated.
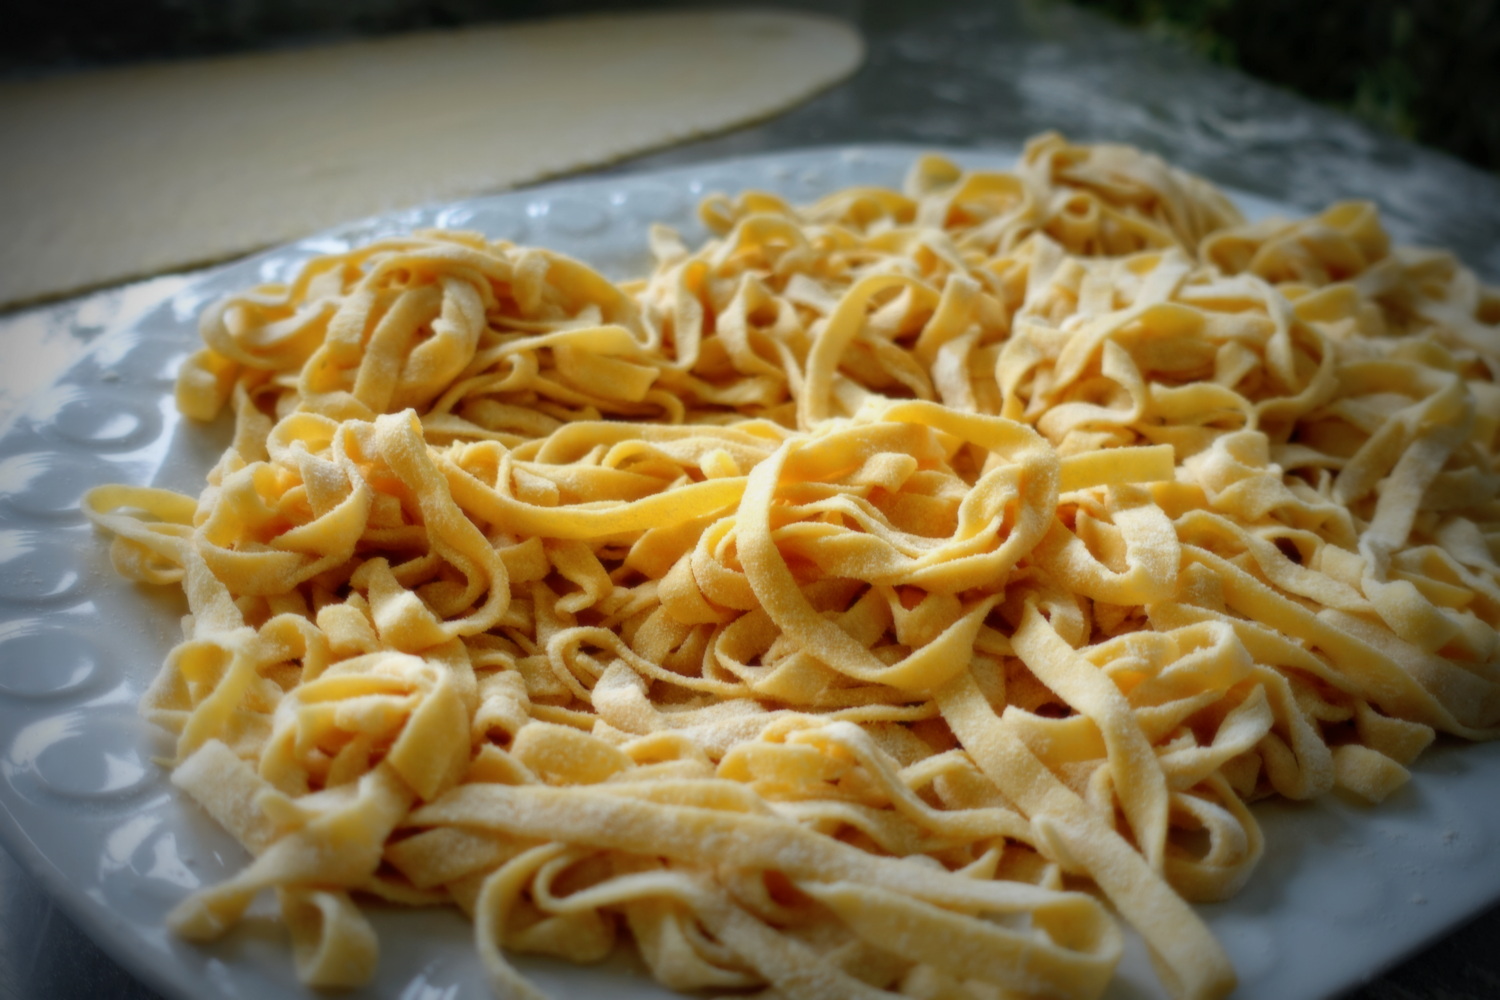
613 183 690 225
0 624 106 699
0 532 83 603
37 388 164 451
0 453 117 520
434 203 531 244
533 195 611 237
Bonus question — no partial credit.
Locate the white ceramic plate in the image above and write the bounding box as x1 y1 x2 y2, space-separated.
1 147 1498 1000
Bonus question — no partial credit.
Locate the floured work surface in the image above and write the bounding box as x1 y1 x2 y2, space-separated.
0 8 862 308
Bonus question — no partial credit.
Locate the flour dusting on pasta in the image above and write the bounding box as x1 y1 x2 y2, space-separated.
88 134 1500 1000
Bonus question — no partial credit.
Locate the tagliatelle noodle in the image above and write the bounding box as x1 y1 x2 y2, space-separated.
86 133 1500 1000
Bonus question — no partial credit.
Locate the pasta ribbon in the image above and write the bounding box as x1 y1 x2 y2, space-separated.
89 134 1500 1000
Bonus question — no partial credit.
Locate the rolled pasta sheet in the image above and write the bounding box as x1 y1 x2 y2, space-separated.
87 133 1500 1000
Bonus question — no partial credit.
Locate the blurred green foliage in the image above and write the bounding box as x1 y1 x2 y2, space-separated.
1069 0 1500 173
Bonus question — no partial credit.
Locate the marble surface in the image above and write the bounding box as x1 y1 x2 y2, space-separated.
2 2 1498 999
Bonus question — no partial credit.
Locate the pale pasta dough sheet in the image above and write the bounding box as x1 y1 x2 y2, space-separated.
0 9 862 307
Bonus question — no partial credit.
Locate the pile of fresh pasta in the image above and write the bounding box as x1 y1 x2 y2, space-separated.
87 134 1500 1000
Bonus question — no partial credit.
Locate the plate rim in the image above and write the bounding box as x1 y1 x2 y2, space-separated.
0 141 1495 1000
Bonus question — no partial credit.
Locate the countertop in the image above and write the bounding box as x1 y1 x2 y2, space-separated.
2 2 1498 998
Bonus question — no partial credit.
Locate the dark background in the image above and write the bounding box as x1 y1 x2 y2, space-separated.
4 0 1498 175
1070 0 1500 175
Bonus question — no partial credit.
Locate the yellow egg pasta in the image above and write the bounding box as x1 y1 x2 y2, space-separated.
87 133 1500 1000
